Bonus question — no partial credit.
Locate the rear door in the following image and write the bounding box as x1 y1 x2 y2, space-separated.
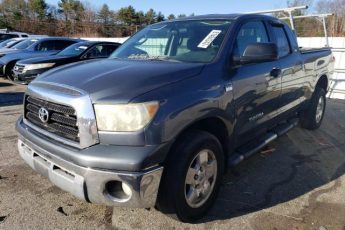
270 23 305 112
230 20 282 144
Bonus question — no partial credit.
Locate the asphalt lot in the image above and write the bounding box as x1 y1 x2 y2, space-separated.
1 78 345 230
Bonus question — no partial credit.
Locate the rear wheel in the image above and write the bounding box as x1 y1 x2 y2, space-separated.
157 130 224 222
300 87 326 130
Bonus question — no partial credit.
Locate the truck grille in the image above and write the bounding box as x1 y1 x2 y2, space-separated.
24 96 79 142
14 64 25 73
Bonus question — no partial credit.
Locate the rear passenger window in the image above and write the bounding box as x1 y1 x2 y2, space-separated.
234 21 269 57
36 41 55 51
104 45 118 56
84 44 119 58
85 45 104 58
272 26 290 58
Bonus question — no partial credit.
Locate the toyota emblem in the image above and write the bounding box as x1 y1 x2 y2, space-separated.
38 107 49 123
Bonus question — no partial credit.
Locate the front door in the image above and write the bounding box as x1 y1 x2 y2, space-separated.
229 20 282 145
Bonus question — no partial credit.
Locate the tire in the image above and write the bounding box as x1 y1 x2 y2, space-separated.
157 130 224 223
5 61 16 81
300 87 326 130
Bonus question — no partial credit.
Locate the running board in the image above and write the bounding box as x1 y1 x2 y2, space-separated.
228 118 298 167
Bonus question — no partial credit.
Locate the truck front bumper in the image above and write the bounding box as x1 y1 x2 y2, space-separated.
17 133 164 208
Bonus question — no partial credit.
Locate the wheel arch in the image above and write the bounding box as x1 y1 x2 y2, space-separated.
316 74 329 92
167 116 231 166
4 59 19 80
5 60 19 72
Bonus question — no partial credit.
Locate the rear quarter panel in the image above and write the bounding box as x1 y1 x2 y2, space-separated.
301 49 333 98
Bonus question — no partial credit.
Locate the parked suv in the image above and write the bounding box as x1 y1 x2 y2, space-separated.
13 41 121 84
0 31 29 42
0 37 82 80
16 14 334 222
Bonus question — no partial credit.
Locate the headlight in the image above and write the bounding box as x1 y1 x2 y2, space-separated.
94 102 159 132
23 63 55 71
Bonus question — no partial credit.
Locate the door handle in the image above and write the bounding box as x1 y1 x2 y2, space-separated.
270 68 282 78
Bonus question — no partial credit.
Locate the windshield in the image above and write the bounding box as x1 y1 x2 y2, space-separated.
6 39 22 48
0 34 18 42
57 43 90 56
111 19 232 63
12 39 38 49
0 39 16 48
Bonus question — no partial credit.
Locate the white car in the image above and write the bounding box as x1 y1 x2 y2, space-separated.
0 30 29 42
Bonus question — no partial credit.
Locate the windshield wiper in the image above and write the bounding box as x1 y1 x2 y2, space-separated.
147 57 182 63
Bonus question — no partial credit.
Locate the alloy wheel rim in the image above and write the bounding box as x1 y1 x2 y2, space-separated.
316 96 325 123
184 149 217 208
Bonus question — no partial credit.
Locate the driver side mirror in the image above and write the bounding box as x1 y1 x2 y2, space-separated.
234 43 278 65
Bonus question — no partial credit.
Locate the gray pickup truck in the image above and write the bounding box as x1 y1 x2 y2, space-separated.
16 14 334 222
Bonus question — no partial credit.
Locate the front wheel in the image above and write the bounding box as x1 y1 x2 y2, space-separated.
5 62 16 81
157 130 224 222
300 87 326 130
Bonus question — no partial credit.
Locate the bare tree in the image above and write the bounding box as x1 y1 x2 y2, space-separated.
315 0 345 36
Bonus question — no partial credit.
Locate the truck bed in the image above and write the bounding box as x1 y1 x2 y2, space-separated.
300 47 331 54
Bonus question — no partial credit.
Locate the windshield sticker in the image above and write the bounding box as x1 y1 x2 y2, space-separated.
197 30 222 49
78 46 88 50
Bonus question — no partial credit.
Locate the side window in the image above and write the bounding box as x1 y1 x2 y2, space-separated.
0 34 18 41
36 41 55 51
103 45 119 56
54 40 76 50
272 26 291 58
234 21 269 57
84 45 105 58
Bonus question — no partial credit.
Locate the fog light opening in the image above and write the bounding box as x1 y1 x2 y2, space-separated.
104 181 132 201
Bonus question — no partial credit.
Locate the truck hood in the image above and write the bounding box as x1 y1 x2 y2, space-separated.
34 59 205 103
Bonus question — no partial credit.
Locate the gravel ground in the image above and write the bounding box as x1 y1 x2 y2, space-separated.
1 78 345 230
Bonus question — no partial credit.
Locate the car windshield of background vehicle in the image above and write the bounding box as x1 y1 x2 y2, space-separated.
0 39 16 48
111 19 232 63
0 34 18 42
12 39 38 50
57 43 90 56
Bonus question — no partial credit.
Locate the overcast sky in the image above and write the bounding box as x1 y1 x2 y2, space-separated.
44 0 305 16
